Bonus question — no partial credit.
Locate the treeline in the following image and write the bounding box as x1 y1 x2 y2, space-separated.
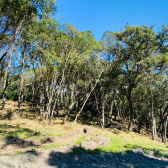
0 0 168 142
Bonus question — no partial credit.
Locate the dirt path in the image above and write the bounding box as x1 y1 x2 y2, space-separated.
0 147 168 168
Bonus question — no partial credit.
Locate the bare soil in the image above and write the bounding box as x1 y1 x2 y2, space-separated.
0 147 168 168
0 100 168 167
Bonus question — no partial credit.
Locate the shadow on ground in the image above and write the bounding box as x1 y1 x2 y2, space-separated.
45 146 168 168
1 146 167 168
0 124 41 151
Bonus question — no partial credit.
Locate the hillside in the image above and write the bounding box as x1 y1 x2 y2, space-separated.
0 100 168 167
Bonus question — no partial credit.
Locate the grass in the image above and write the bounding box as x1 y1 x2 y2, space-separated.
0 124 41 140
43 142 70 150
70 146 101 155
76 135 86 144
85 132 168 158
41 131 67 137
56 132 67 137
70 134 168 157
1 100 168 158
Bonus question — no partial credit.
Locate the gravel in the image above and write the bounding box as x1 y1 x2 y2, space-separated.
0 147 168 168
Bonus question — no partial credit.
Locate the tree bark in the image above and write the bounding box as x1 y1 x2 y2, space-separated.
101 94 108 129
110 92 115 123
2 17 25 109
161 105 168 143
2 43 14 109
39 60 44 121
95 93 101 127
0 52 7 63
127 86 133 132
71 85 96 129
151 95 157 140
0 59 5 92
64 101 76 124
18 45 26 114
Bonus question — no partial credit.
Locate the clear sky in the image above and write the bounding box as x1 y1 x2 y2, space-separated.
55 0 168 41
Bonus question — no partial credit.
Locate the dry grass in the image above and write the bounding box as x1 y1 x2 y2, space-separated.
0 100 168 157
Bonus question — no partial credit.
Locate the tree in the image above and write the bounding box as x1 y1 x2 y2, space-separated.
0 0 57 62
112 25 158 131
0 0 57 109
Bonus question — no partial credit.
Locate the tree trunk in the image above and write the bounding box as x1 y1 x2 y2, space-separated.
114 102 117 121
164 116 168 143
64 101 76 124
71 92 93 128
161 105 168 143
116 102 120 119
0 59 5 92
95 93 101 127
110 92 115 123
162 116 168 143
102 97 105 129
60 90 63 107
49 70 65 124
39 60 44 122
18 45 26 114
101 94 107 129
2 17 25 109
2 43 14 109
151 95 157 140
71 76 102 129
0 7 27 63
127 87 133 132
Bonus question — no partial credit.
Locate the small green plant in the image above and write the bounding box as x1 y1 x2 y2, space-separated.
43 143 58 150
77 135 86 144
70 147 86 155
56 132 67 137
15 151 24 154
6 131 20 138
43 143 69 150
70 147 101 155
32 147 37 151
93 131 102 135
128 164 135 168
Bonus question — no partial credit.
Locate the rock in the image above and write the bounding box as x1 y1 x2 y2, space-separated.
90 135 110 146
149 150 155 156
120 152 125 157
161 157 168 162
5 144 18 151
133 148 145 155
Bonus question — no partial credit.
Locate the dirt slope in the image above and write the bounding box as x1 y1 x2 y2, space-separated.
0 147 168 168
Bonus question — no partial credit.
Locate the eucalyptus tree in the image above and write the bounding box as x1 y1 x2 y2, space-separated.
98 31 124 127
30 21 98 124
63 29 98 122
71 55 105 128
25 18 60 121
17 25 35 114
0 0 57 109
58 25 102 126
0 0 57 62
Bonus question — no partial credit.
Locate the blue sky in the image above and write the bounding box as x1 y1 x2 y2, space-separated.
55 0 168 41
